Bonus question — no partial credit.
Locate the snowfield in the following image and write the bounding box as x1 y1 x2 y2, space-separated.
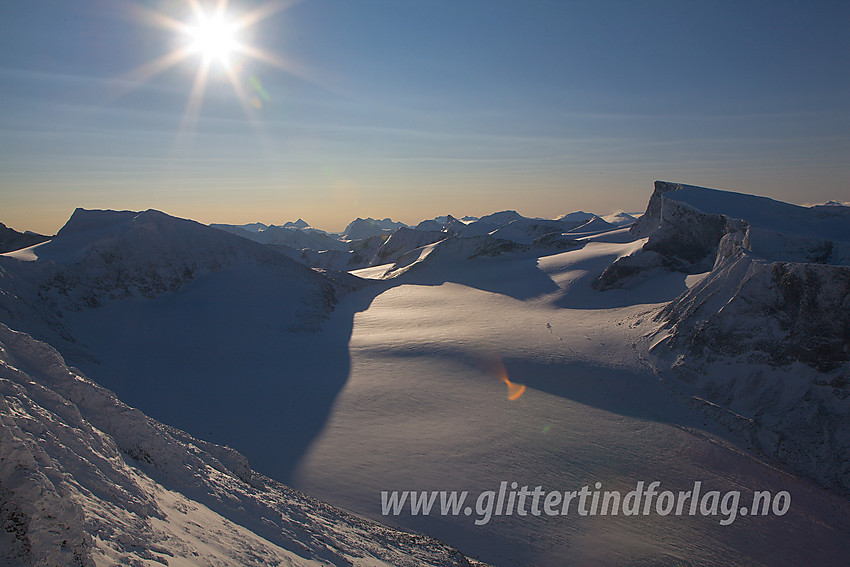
1 181 848 566
0 322 488 567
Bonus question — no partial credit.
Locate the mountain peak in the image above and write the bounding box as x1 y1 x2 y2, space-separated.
282 218 310 229
57 208 139 238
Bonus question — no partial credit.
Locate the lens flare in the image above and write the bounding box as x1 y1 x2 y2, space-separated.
481 357 526 401
503 376 527 401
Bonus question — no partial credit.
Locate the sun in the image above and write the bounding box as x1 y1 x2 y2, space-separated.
117 0 309 140
185 11 240 67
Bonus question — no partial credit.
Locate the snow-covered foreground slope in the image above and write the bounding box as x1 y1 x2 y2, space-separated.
294 233 850 567
0 322 488 567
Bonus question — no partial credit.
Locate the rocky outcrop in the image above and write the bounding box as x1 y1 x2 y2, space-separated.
624 182 850 493
596 182 737 289
597 180 850 289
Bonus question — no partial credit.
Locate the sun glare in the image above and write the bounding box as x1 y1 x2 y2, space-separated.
118 1 307 143
186 12 239 66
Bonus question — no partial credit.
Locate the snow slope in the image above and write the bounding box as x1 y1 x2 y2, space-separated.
294 232 850 567
0 322 487 566
0 209 352 482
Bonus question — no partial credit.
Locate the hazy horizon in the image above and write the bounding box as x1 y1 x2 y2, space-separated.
2 1 848 235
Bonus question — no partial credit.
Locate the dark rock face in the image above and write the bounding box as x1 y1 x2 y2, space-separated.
629 180 683 238
596 183 737 289
655 257 850 493
642 202 729 267
768 263 850 371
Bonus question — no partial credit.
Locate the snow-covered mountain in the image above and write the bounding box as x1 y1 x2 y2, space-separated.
601 211 637 226
342 217 408 241
597 181 850 492
212 209 621 273
0 208 368 485
556 210 596 224
414 214 468 234
0 209 339 355
0 223 50 254
0 322 487 567
212 221 349 252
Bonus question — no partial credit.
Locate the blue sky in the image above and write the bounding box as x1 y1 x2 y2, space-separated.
1 0 848 234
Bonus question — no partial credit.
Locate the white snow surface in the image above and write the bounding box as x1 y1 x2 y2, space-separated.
293 235 850 567
0 322 488 567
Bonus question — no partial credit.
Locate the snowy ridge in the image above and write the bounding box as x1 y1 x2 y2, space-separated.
565 216 617 235
0 209 341 364
556 211 596 224
213 209 613 272
0 223 50 255
488 218 583 244
600 212 637 226
211 222 349 252
598 180 850 289
369 227 448 266
380 235 531 279
615 182 850 492
0 322 488 566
